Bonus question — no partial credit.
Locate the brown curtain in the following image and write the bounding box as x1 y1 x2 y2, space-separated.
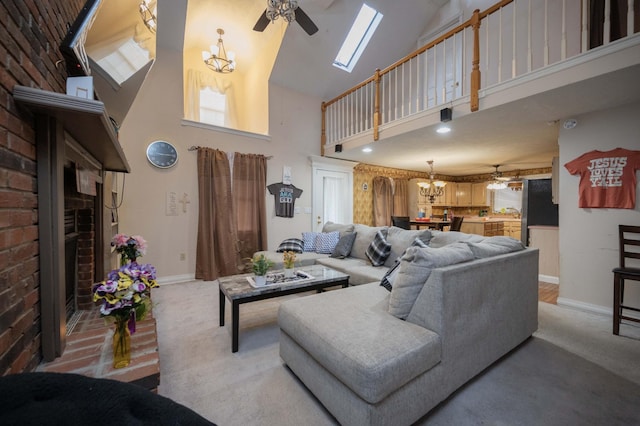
373 176 393 227
195 148 240 280
392 178 409 217
233 153 268 260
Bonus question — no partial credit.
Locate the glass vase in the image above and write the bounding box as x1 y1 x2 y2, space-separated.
112 317 131 369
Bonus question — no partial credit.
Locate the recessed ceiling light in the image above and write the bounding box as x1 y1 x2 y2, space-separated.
362 147 372 153
563 119 577 129
436 126 451 134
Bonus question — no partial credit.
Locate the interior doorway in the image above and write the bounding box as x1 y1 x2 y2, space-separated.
311 157 356 231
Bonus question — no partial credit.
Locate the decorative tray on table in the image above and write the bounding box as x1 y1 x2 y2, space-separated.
247 271 314 288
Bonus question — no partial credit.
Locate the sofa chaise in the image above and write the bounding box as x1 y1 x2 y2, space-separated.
258 222 539 425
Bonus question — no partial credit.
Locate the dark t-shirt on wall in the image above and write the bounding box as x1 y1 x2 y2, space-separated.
267 183 303 218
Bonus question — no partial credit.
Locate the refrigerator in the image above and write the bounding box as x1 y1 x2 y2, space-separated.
521 178 559 245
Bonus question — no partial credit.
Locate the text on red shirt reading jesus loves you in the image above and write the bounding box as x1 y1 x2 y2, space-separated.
587 156 627 188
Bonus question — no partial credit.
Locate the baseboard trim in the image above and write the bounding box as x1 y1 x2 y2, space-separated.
539 274 559 284
157 274 197 286
556 297 611 316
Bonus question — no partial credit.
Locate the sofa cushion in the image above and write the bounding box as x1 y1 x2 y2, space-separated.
322 222 355 238
275 238 304 253
466 236 525 258
350 224 388 260
384 227 432 267
428 230 486 248
278 283 442 404
380 260 401 291
388 243 474 319
330 232 357 259
366 230 392 266
315 257 384 285
302 232 319 252
315 231 340 254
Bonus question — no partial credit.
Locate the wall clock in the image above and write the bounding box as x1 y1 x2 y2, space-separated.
146 140 178 169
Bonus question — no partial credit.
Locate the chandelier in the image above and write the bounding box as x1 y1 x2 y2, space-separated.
139 0 157 33
202 29 236 74
267 0 299 23
417 161 447 203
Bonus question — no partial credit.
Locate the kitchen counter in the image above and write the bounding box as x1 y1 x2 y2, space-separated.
459 217 522 238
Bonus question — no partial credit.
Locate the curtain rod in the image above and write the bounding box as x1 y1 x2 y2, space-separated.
188 145 272 159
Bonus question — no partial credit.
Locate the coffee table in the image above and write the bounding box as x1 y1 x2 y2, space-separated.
218 264 349 352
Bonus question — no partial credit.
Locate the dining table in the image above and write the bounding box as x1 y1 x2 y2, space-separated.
410 219 451 231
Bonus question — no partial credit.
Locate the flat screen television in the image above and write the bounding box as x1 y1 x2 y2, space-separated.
59 0 102 77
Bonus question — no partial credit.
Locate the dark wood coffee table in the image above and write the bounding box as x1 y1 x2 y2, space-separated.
218 264 349 352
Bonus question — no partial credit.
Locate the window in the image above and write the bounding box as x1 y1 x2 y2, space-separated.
199 87 227 127
333 3 383 73
89 38 151 85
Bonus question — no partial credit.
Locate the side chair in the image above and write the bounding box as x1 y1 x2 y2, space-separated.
612 225 640 335
391 216 411 230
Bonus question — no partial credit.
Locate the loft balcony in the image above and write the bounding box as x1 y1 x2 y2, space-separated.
321 0 640 175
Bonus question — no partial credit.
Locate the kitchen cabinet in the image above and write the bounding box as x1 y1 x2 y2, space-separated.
460 220 504 236
503 221 522 239
472 182 488 206
455 183 472 206
443 182 456 206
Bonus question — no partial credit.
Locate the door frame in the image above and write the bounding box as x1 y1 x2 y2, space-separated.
310 156 357 231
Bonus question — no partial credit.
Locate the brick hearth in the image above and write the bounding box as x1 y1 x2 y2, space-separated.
37 308 160 392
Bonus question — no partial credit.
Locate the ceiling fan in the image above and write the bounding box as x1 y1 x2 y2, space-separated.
253 0 319 36
489 165 523 190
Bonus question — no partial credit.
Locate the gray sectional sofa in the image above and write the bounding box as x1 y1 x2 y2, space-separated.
257 222 539 425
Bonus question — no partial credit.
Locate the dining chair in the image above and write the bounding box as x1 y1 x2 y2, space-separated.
450 216 464 232
612 225 640 335
391 216 411 230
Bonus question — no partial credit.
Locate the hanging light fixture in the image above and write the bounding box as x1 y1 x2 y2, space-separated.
139 0 157 33
266 0 299 23
202 29 236 74
417 160 447 203
487 165 508 190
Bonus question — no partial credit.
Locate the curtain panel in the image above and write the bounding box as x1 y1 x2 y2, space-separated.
195 148 241 281
392 178 409 217
184 69 238 128
233 153 268 260
373 176 393 227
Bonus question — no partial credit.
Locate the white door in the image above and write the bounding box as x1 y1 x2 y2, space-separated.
311 157 355 232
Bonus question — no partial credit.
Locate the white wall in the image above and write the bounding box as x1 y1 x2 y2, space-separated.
117 46 321 282
558 101 640 314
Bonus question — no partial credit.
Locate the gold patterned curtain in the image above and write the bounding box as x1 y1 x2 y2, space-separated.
373 176 393 227
195 148 241 280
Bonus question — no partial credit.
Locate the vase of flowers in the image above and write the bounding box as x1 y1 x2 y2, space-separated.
283 251 296 278
251 254 273 286
112 234 148 266
93 261 159 368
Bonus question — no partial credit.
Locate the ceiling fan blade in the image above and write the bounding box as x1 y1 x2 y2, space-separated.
294 7 318 35
253 10 270 32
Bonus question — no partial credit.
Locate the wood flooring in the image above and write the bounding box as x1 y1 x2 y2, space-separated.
539 282 559 304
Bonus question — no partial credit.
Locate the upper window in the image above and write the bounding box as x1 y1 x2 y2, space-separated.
199 87 227 127
333 4 383 73
89 38 151 85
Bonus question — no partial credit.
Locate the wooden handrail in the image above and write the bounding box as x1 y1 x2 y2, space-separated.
320 0 520 144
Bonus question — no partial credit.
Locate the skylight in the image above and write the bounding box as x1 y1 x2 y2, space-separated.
333 4 383 73
89 38 151 85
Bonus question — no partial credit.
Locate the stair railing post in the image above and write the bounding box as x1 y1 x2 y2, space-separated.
321 102 326 156
470 9 481 112
373 69 381 141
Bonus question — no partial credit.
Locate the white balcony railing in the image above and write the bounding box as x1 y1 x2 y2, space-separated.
321 0 639 149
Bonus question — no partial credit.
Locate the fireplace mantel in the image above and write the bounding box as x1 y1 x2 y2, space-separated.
13 85 130 173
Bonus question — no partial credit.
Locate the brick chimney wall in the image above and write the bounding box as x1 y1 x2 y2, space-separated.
0 0 84 375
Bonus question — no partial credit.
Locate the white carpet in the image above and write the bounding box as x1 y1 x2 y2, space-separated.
153 280 640 425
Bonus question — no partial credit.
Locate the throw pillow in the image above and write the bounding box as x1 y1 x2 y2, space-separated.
380 260 401 291
275 238 304 253
302 232 319 252
365 230 392 266
411 237 429 248
330 232 357 259
315 231 340 254
466 236 525 258
388 243 474 319
322 222 355 238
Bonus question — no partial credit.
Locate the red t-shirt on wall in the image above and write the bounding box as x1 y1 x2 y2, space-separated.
564 148 640 209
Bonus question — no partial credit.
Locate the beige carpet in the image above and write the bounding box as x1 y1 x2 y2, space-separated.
153 280 640 425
